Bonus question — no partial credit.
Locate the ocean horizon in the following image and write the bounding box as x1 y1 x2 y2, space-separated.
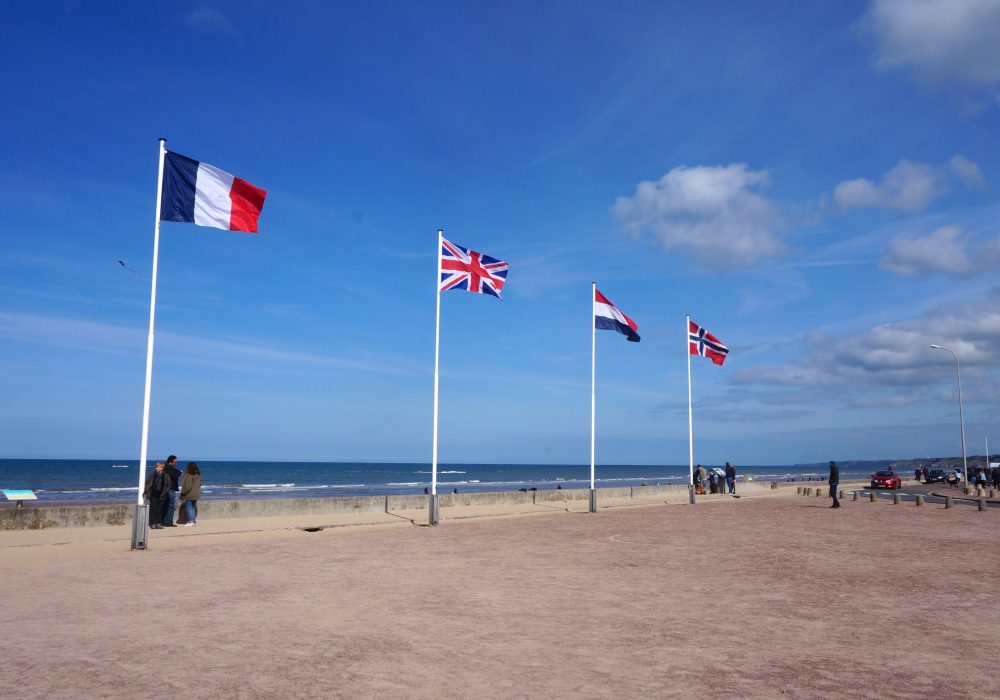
0 458 884 505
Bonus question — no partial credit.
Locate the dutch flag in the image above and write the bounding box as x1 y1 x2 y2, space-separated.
160 151 267 233
594 287 640 342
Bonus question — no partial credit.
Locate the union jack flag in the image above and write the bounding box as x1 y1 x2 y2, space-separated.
439 237 509 299
689 319 728 366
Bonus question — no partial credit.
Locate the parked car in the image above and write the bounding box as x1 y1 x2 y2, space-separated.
925 469 947 484
870 470 902 489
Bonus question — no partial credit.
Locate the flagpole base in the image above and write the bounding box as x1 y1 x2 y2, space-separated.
131 503 149 550
428 494 439 526
688 485 696 505
589 488 597 513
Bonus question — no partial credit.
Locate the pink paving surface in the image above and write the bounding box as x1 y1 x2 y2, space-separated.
2 494 998 699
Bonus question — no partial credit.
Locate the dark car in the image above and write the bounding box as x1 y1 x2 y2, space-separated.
925 469 946 484
870 470 902 489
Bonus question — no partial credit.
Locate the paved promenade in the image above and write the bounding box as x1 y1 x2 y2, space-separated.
2 490 997 698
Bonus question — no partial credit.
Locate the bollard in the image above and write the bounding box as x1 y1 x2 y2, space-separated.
852 491 859 502
869 492 877 503
979 498 987 512
838 490 844 500
976 487 984 497
945 496 954 509
915 495 924 506
893 493 901 505
990 489 996 499
816 489 823 497
965 486 974 496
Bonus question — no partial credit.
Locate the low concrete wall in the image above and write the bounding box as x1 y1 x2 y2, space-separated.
0 481 790 531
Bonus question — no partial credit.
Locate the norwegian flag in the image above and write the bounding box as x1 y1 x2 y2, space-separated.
439 237 509 299
689 319 728 366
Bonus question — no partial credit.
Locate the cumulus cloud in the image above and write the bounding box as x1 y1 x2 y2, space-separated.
613 164 783 267
832 156 986 213
184 6 239 36
880 225 972 276
834 159 942 212
949 155 987 189
733 298 1000 391
862 0 1000 100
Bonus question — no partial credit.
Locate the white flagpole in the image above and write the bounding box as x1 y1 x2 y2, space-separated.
429 229 443 525
687 315 696 505
590 282 597 513
132 138 167 550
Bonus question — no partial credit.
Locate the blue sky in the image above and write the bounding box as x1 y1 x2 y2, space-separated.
2 1 1000 465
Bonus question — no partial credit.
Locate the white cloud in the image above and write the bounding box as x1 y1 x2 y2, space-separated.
733 297 1000 391
832 156 987 213
862 0 1000 98
834 159 942 212
613 164 783 266
184 6 239 36
949 155 987 189
880 225 972 276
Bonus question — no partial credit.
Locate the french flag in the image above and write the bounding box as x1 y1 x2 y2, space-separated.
594 287 640 342
160 151 267 233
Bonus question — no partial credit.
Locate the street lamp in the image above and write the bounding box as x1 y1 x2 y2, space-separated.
930 344 968 486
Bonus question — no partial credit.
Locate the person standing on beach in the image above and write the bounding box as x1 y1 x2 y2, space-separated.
162 455 182 527
180 462 202 527
143 462 171 529
828 461 840 508
725 462 736 495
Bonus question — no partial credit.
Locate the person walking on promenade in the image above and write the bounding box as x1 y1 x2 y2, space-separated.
693 465 704 495
725 462 736 495
828 461 840 508
162 455 182 527
180 462 202 527
143 462 171 529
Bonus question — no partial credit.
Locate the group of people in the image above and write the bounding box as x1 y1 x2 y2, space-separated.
692 462 738 495
142 455 202 529
916 465 1000 488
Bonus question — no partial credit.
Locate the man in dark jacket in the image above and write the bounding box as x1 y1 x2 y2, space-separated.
162 455 182 527
725 462 736 494
829 461 840 508
143 462 171 529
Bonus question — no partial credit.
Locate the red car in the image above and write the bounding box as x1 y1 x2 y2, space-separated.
870 470 902 489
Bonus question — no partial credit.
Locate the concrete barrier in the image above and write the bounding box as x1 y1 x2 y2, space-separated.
0 480 841 531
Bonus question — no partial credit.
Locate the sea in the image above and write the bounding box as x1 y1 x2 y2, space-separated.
0 459 878 505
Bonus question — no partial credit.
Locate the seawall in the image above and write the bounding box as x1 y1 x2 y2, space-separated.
0 481 806 530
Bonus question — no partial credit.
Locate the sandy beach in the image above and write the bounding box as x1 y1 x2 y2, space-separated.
2 489 998 699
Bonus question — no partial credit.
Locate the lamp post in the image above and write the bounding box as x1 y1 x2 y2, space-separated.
930 344 968 487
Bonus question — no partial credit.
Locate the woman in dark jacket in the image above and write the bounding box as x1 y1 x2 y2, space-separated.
143 462 171 529
180 462 202 527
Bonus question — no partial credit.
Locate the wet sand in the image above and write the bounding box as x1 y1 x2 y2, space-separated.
1 492 997 698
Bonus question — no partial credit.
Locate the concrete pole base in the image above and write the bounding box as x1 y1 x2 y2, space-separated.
589 488 597 513
428 494 440 526
130 503 149 551
688 484 695 505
